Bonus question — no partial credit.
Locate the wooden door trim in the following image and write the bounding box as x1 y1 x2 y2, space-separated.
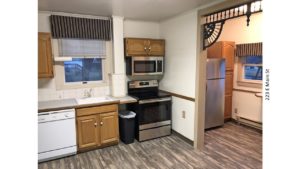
159 90 195 102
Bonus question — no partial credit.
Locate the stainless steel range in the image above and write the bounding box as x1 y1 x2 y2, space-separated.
128 80 172 141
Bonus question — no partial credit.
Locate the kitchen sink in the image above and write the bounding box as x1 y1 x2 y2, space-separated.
76 96 113 105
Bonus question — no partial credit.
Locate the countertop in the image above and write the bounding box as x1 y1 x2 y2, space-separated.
38 95 137 113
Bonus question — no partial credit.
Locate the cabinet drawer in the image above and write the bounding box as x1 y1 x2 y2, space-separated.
76 104 118 117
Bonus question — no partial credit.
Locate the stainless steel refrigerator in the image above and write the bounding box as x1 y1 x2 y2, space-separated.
205 58 225 129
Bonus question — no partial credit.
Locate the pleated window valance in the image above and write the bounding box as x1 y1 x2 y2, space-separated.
50 15 111 40
236 42 262 57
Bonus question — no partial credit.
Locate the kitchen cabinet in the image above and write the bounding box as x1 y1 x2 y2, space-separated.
224 95 232 119
77 115 99 149
76 104 119 152
207 41 235 71
100 112 119 144
207 41 235 120
38 32 53 78
124 38 165 56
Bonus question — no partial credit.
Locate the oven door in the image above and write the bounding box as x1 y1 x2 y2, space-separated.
137 97 171 128
132 57 163 75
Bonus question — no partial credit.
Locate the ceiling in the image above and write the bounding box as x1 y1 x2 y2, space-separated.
38 0 222 21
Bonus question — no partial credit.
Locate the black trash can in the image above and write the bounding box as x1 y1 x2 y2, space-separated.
119 110 136 144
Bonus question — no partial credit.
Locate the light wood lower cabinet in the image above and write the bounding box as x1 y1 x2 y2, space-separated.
100 112 119 144
224 95 232 119
76 104 119 152
77 115 99 149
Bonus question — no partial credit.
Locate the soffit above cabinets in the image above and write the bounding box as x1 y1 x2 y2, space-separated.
38 0 223 21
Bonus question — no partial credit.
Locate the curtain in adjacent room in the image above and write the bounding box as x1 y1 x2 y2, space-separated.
236 42 262 57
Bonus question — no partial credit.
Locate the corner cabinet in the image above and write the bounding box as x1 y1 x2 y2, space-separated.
124 38 165 56
38 32 53 78
76 104 119 152
207 41 235 120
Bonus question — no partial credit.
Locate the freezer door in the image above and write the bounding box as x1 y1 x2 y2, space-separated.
205 79 225 129
206 58 226 79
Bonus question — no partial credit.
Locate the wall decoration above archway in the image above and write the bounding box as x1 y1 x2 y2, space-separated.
203 0 263 50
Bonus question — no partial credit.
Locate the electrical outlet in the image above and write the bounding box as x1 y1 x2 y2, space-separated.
234 108 238 114
182 111 186 119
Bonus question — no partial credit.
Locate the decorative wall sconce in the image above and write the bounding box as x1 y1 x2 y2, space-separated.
203 0 263 50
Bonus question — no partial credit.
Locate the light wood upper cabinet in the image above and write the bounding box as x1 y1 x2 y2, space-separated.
76 104 119 152
77 115 99 149
125 38 148 56
38 32 53 78
100 112 119 145
148 39 165 56
207 41 235 71
125 38 165 56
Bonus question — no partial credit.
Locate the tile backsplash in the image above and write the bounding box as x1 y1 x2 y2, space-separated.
38 86 110 101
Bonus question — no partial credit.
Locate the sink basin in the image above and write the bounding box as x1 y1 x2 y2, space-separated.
76 96 113 105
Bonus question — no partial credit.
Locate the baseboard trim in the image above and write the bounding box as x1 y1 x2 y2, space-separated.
231 118 262 132
172 130 194 146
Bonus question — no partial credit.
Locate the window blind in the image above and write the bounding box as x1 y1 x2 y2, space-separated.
50 15 111 40
236 42 263 57
59 39 106 58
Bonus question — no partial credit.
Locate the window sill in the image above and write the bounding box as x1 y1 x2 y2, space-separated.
237 80 262 88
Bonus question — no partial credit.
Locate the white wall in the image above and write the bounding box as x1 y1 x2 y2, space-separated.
159 11 198 140
218 13 263 122
124 20 160 38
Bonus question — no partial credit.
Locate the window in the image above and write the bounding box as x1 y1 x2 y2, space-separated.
64 58 103 83
53 39 112 90
243 56 262 80
238 55 262 88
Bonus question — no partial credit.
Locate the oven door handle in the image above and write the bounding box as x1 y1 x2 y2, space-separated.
138 97 172 104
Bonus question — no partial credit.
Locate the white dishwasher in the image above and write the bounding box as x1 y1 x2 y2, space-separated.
38 109 77 162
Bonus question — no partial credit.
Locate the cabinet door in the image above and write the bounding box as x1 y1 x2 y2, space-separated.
207 41 235 71
125 38 148 56
207 42 223 58
225 71 233 95
224 95 232 119
38 32 53 78
99 112 119 144
148 40 165 56
77 115 99 150
222 42 235 71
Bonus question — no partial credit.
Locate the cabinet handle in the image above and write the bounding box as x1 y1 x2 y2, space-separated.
100 122 103 126
94 122 98 127
144 46 147 51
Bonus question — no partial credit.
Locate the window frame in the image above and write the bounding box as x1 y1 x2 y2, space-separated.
237 56 262 88
52 39 112 90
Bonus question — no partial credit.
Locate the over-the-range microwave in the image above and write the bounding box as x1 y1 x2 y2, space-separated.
126 56 164 76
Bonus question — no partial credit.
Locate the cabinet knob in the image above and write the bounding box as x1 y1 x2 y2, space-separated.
94 122 98 127
100 122 103 126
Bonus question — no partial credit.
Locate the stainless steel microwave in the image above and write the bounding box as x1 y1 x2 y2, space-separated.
126 56 164 76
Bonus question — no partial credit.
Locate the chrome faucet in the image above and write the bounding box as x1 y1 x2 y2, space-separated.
84 88 93 98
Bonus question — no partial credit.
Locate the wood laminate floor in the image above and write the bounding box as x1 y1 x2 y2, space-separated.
38 122 262 169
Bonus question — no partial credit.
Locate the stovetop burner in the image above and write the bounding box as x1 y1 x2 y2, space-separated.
127 80 171 100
